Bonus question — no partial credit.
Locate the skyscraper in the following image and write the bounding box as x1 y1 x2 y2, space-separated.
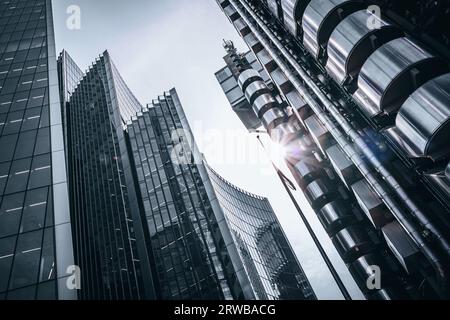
0 0 75 300
125 88 315 300
215 0 450 300
205 164 316 300
62 51 156 300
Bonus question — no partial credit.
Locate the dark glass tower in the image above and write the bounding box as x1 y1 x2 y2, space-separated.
205 164 316 300
215 0 450 299
125 89 250 300
62 51 155 300
0 0 75 300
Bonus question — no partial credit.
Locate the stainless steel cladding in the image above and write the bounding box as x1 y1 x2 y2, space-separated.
233 17 251 36
270 118 303 146
386 73 450 160
267 0 281 19
304 178 336 208
285 89 311 122
302 0 365 59
326 10 403 84
291 157 325 187
351 179 393 229
253 93 278 117
238 69 264 90
304 114 332 154
260 107 287 131
319 201 356 235
326 144 361 188
280 0 311 37
245 80 271 104
353 37 441 118
270 68 292 93
332 225 374 263
244 32 263 53
256 49 277 72
382 221 420 274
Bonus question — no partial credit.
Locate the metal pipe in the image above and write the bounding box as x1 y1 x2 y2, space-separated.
229 0 450 288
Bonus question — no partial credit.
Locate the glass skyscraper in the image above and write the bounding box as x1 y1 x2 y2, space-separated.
205 164 316 300
62 51 155 300
125 88 315 300
0 0 75 300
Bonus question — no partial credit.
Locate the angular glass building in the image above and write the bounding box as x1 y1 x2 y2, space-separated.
125 88 315 300
205 164 316 300
215 0 450 300
0 0 75 300
62 51 156 300
125 89 250 300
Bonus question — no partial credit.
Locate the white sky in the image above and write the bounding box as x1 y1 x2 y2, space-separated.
52 0 364 300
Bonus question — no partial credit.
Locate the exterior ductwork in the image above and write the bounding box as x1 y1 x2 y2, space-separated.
280 0 312 37
326 9 403 85
217 0 450 299
385 73 450 161
302 0 365 59
353 37 446 118
223 0 450 297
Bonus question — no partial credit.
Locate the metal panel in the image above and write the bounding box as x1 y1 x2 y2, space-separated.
244 80 270 104
382 221 420 273
267 0 280 18
351 179 392 229
302 0 364 58
285 134 315 161
353 37 438 118
233 17 250 36
281 0 311 36
224 4 240 21
292 157 324 187
256 49 277 72
238 69 263 92
326 144 360 188
319 200 356 235
305 178 336 208
270 118 303 146
244 32 263 53
326 10 402 84
304 114 331 154
285 89 311 122
260 107 286 131
393 73 450 160
332 225 373 263
252 93 278 118
270 68 292 94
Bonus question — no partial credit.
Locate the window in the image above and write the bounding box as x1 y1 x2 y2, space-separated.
13 130 36 159
20 187 48 233
9 229 43 290
28 153 50 189
0 192 25 238
0 236 16 292
0 134 18 163
5 157 31 194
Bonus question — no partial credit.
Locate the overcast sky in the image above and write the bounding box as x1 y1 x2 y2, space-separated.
52 0 364 300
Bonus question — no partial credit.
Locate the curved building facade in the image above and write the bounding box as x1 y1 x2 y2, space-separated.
205 165 316 300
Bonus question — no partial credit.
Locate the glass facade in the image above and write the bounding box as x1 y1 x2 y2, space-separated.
126 89 247 300
63 51 155 300
0 0 75 300
206 165 316 300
